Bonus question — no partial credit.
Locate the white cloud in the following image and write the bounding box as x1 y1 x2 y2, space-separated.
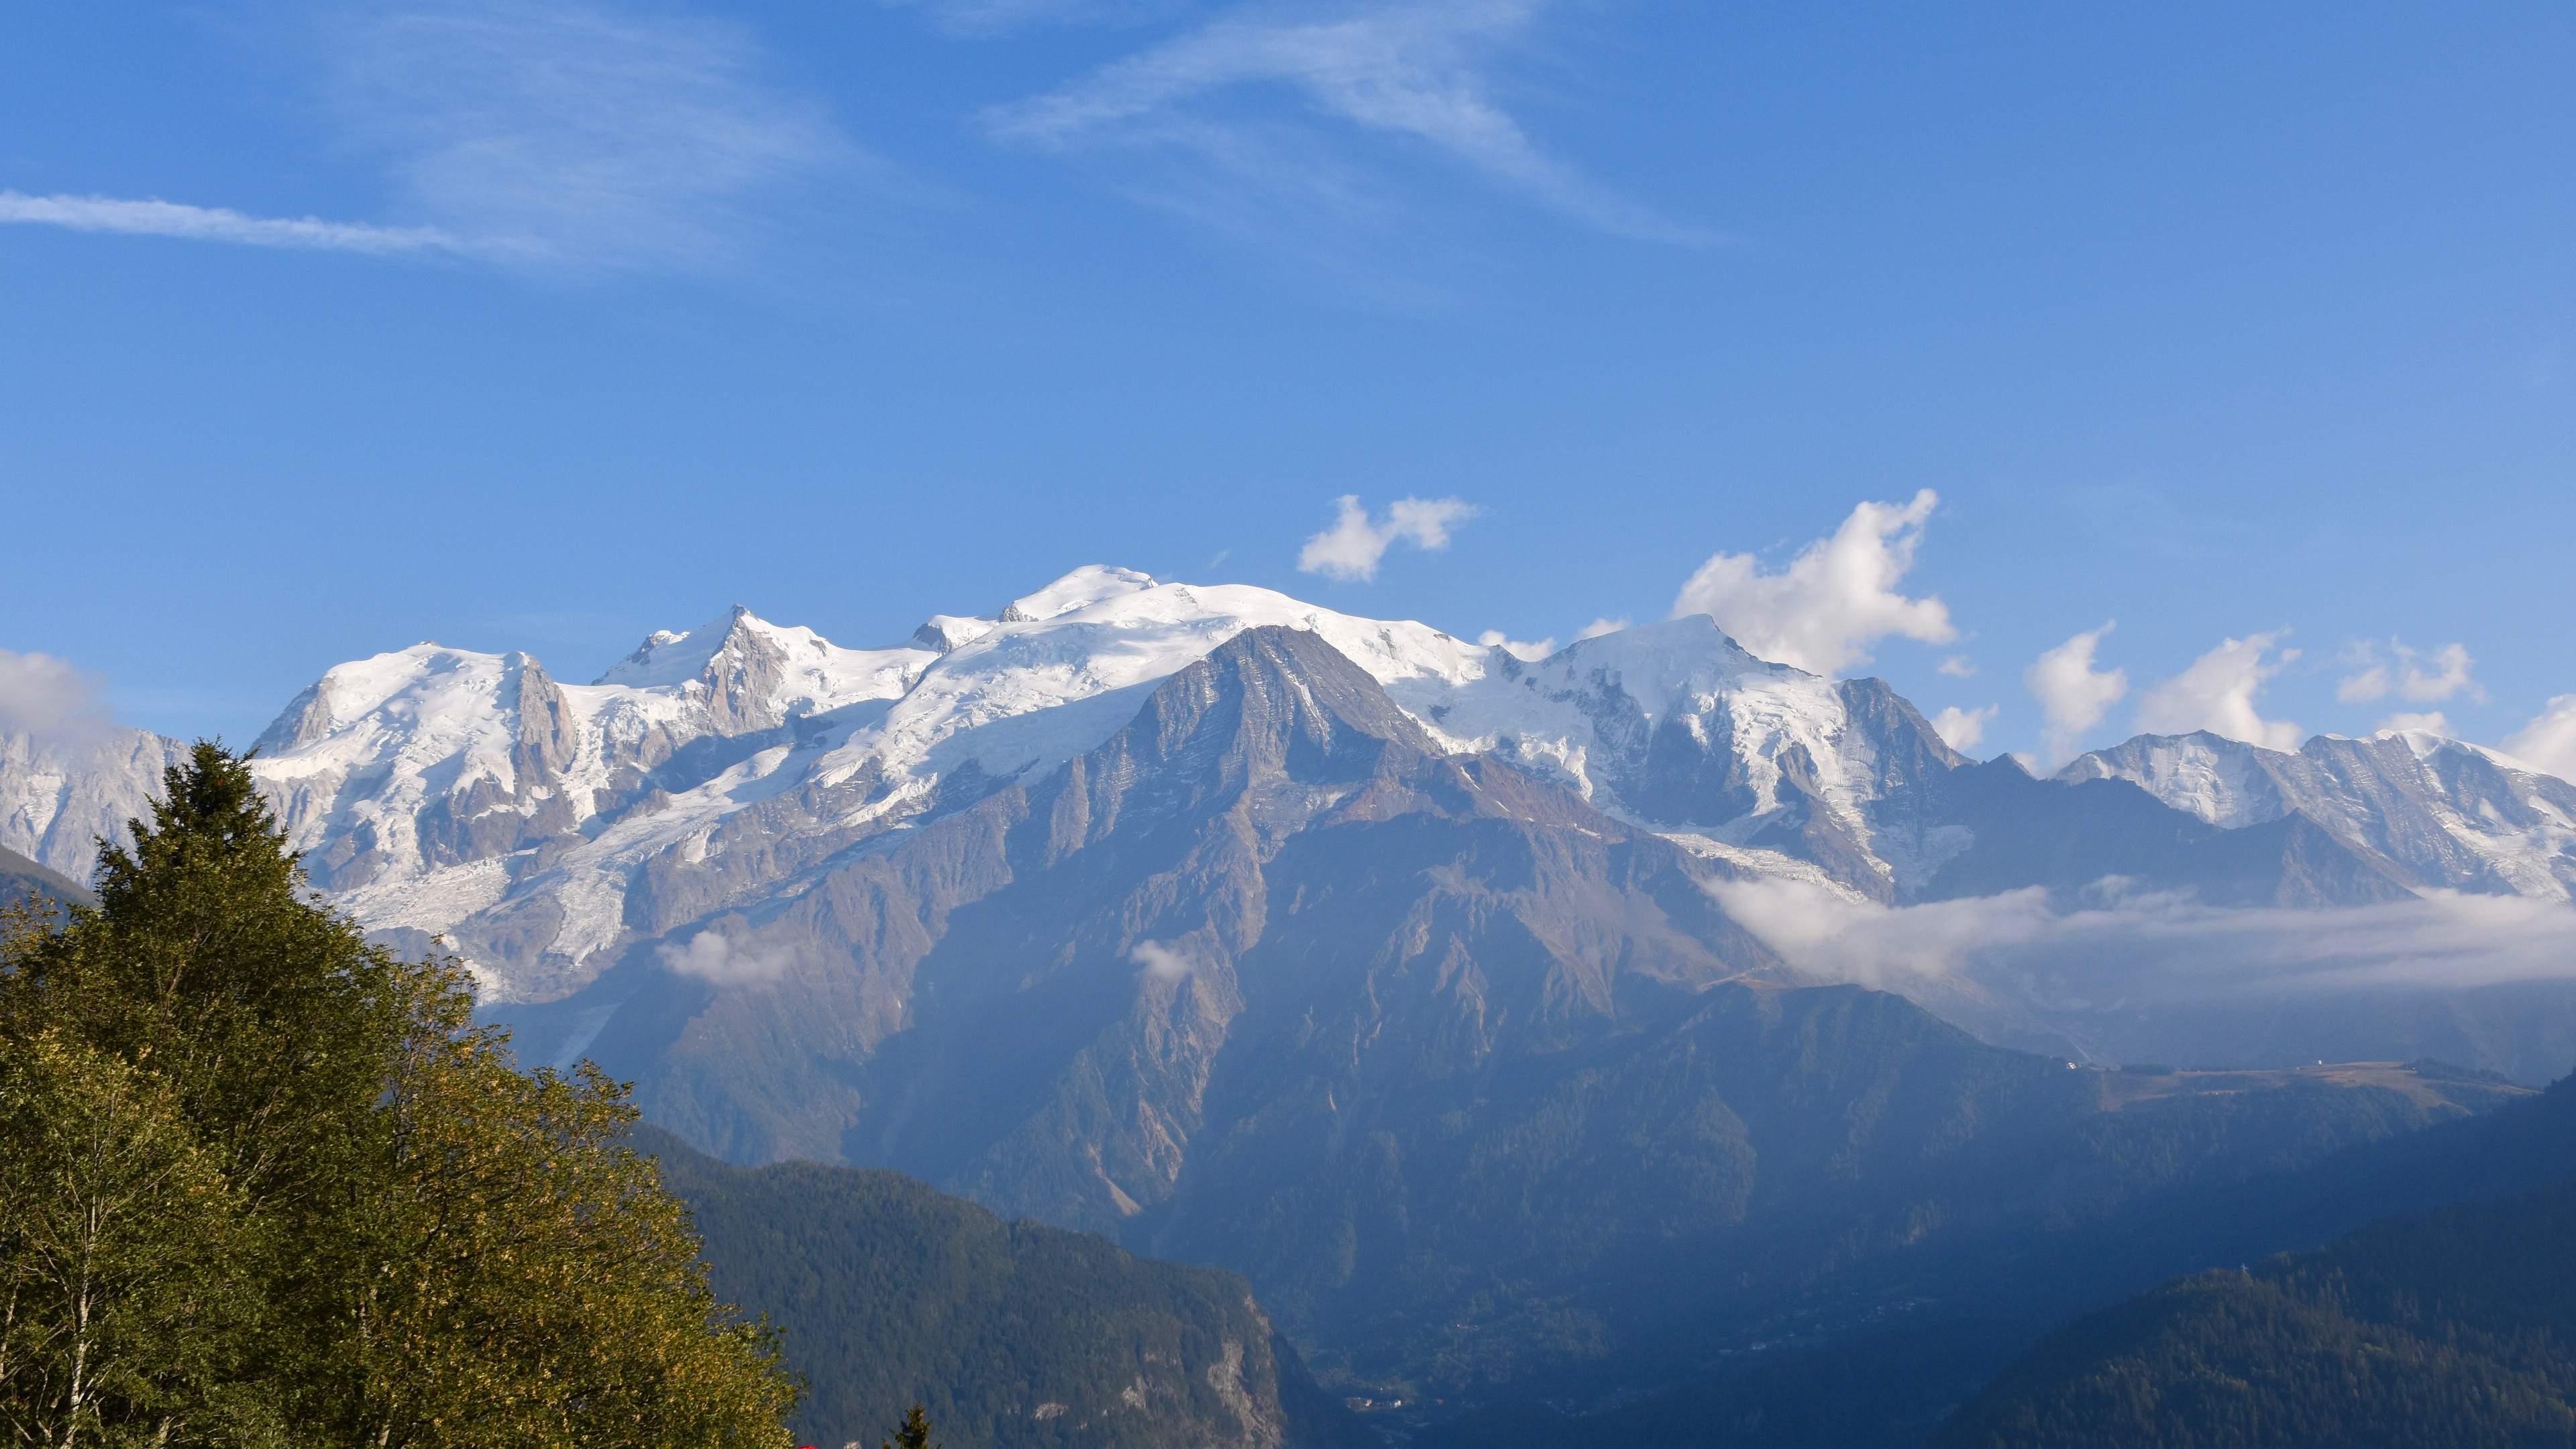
2337 639 2484 704
2135 632 2303 751
1297 494 1479 580
2502 696 2576 782
1929 704 1998 754
2025 624 2127 768
1130 939 1194 979
1576 616 1628 641
1711 877 2055 991
2377 711 2453 737
1714 875 2576 996
0 649 109 738
657 931 792 986
1937 655 1977 679
1477 630 1556 661
983 0 1699 241
1668 490 1957 676
0 191 476 256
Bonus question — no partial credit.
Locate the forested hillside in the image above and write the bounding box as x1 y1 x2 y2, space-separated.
1934 1177 2576 1448
647 1128 1363 1449
1414 1061 2554 1448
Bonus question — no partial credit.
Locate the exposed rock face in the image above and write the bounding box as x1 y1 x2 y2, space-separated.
541 627 1780 1189
0 726 188 881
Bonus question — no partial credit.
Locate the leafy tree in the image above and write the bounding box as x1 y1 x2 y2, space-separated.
0 743 798 1446
0 1030 263 1448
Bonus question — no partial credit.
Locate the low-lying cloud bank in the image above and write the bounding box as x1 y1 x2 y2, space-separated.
1712 876 2576 999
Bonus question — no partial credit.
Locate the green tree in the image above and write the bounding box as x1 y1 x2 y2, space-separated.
0 1030 260 1448
0 743 798 1446
883 1404 940 1449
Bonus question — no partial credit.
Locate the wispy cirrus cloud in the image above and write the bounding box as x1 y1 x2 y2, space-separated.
0 191 481 256
5 1 862 274
984 0 1701 244
879 0 1191 38
326 0 863 271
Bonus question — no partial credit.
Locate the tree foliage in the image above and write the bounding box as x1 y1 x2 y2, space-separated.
0 742 797 1447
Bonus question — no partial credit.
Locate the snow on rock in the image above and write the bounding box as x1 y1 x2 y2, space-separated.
2057 731 2289 830
0 726 189 881
2061 729 2576 901
237 568 1966 1002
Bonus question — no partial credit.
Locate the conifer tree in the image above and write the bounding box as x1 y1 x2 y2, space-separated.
882 1403 939 1449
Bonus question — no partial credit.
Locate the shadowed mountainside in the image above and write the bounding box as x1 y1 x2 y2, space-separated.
643 1125 1364 1449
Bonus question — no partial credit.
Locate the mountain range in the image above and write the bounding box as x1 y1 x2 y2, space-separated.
9 566 2576 1418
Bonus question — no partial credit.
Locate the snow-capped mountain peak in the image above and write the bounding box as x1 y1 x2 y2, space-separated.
200 568 2000 999
2063 729 2576 900
998 564 1160 623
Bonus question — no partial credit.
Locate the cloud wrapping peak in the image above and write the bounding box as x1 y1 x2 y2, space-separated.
2025 624 2127 768
0 649 110 739
2504 696 2576 782
2338 639 2483 705
984 0 1698 241
0 191 474 256
2135 632 2303 751
1669 490 1956 676
1298 494 1479 580
1477 630 1555 661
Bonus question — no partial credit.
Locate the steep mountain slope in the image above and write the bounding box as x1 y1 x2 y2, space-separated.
488 628 2510 1402
641 1126 1362 1449
0 725 187 881
2063 729 2576 900
0 843 92 912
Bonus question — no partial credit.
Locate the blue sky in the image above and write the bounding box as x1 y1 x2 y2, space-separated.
3 1 2570 768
